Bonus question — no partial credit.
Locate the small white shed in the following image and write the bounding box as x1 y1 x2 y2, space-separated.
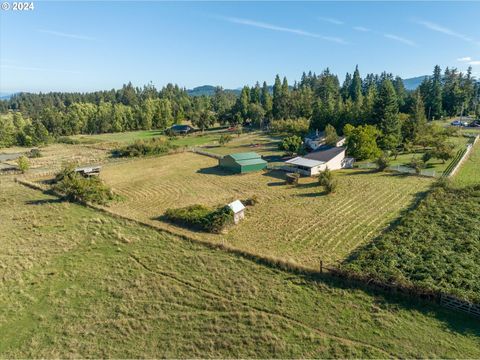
228 200 246 224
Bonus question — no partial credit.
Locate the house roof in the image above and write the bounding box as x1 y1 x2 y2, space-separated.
285 156 324 168
228 152 262 161
228 200 245 213
304 146 346 162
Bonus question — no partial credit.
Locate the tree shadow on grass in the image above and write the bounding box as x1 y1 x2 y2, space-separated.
152 214 207 234
267 181 285 187
296 190 328 198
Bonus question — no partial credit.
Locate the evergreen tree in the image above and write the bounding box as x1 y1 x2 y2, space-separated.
373 78 401 150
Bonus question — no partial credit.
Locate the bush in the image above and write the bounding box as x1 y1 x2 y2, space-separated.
57 136 80 145
318 168 337 194
53 166 116 205
164 204 233 233
409 157 426 174
113 137 176 157
375 153 390 171
17 156 30 173
244 195 258 206
270 118 310 137
279 135 303 156
422 151 433 163
219 134 233 146
27 148 42 158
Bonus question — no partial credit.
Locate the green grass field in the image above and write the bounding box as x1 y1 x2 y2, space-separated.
1 178 479 358
453 140 480 187
70 129 224 148
98 152 432 268
343 184 480 303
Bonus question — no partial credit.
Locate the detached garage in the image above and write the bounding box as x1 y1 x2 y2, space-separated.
219 152 267 174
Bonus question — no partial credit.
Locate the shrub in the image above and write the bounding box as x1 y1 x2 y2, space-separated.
244 195 258 206
318 168 337 194
57 136 80 145
270 118 310 137
113 137 176 157
27 148 42 158
164 204 233 233
409 157 426 174
17 156 30 173
375 153 390 171
422 151 433 163
53 166 116 205
219 134 233 146
279 135 303 156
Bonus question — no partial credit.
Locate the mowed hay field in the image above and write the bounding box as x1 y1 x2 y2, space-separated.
100 152 432 267
1 179 480 358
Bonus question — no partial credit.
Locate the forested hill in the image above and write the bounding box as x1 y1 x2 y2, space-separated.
0 65 478 149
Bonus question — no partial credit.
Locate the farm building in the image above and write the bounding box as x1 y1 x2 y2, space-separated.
228 200 246 224
219 152 267 174
304 130 346 151
167 124 194 135
285 146 354 176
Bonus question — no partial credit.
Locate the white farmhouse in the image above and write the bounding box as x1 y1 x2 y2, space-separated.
285 147 354 176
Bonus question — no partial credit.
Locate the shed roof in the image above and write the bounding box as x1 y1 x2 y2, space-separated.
228 200 245 214
304 146 345 162
285 156 324 168
228 152 262 161
236 158 268 166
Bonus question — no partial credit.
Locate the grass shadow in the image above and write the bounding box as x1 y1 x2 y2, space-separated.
267 181 285 187
261 170 286 180
296 190 328 197
25 198 64 205
196 166 232 176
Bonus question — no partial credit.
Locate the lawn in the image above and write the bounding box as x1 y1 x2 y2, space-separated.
98 152 432 268
1 178 479 358
453 140 480 187
201 132 285 164
70 129 224 147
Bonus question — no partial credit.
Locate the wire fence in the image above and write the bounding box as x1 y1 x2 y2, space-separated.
356 162 437 177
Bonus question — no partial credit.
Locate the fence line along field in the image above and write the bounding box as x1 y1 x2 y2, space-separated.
2 179 480 358
99 152 432 268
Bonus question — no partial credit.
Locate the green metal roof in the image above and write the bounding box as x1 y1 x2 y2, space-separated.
236 158 268 166
228 152 262 161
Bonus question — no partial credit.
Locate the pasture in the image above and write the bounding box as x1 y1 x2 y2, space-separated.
1 179 480 358
453 140 480 187
99 152 432 268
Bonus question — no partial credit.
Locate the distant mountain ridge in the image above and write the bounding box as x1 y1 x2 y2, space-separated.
0 76 429 100
403 76 429 91
187 76 429 97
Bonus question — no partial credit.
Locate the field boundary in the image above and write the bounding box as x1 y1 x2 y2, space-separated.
446 135 479 177
13 177 480 320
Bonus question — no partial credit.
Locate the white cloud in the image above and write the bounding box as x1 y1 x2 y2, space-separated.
353 26 371 32
38 29 95 41
384 33 417 47
457 56 473 62
221 16 347 44
318 17 344 25
468 60 480 66
415 19 480 46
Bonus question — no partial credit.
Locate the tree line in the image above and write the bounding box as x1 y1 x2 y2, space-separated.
0 65 478 148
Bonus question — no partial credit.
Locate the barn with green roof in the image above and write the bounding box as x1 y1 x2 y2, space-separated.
218 152 268 174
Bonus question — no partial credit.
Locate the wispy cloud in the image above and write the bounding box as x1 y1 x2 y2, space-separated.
38 29 95 41
384 33 417 47
414 19 480 46
0 64 81 74
457 56 480 66
221 16 347 44
318 17 344 25
353 26 371 32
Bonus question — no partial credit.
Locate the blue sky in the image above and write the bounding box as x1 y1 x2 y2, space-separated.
1 1 480 93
